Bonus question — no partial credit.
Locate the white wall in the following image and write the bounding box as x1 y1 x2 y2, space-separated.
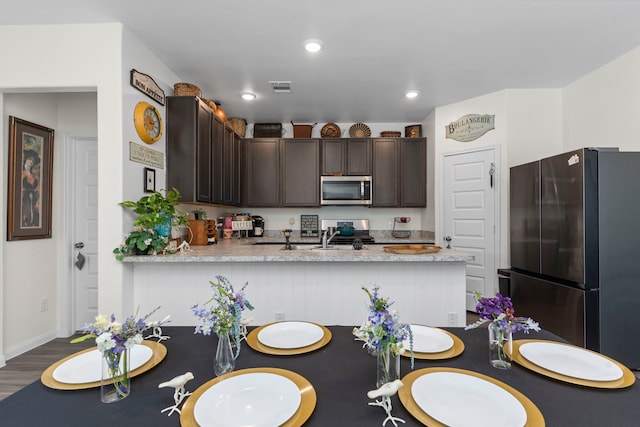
2 94 59 359
2 92 97 358
0 23 124 365
563 46 640 152
431 89 564 272
0 23 181 364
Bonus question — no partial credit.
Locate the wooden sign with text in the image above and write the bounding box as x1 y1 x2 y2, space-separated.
445 114 495 142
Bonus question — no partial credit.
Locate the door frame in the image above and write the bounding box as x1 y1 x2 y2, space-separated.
59 133 97 336
439 145 502 299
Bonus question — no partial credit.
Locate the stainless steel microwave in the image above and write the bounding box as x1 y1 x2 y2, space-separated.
320 175 372 205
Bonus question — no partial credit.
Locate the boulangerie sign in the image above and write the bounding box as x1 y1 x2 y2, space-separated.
445 114 495 142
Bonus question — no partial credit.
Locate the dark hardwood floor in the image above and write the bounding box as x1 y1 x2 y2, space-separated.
0 334 93 401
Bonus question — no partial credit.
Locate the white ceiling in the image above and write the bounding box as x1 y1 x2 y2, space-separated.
3 0 640 124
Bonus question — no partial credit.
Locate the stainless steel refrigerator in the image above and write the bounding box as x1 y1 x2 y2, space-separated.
509 147 640 368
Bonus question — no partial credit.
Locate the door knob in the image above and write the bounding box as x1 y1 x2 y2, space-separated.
444 236 452 249
74 242 84 249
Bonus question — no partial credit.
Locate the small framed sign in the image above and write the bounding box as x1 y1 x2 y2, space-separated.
144 167 156 193
300 214 319 237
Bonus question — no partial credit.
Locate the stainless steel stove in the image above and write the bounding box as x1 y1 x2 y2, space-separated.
320 219 375 245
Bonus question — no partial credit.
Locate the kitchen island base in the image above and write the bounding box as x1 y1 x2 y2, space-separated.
132 261 467 327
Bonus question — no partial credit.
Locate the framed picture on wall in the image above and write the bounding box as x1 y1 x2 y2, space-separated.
7 116 55 241
405 124 422 138
144 167 156 193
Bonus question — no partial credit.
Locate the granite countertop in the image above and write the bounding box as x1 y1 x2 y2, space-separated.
121 236 473 263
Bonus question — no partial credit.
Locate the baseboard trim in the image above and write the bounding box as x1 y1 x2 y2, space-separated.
4 330 58 361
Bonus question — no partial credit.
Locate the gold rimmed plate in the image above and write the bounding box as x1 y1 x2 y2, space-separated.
40 340 167 390
398 367 545 427
401 327 465 360
247 322 332 355
180 367 316 427
506 339 635 389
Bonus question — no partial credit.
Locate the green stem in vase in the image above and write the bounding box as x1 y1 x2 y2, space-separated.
104 349 130 397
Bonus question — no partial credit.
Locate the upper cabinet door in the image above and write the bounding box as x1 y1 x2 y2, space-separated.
321 139 346 175
371 138 399 207
321 138 371 176
245 139 280 207
400 138 426 207
282 139 320 207
346 139 371 175
166 96 213 204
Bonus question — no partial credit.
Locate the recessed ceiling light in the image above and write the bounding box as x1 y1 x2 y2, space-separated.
405 90 419 99
304 39 323 53
241 92 256 101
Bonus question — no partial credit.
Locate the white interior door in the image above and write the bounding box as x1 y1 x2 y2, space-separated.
72 137 98 330
443 148 498 311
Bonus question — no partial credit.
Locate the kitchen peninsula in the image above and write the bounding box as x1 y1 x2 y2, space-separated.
125 239 472 328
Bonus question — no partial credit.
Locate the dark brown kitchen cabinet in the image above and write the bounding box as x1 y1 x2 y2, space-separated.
222 126 241 206
282 139 320 206
211 115 224 204
372 137 427 207
400 138 426 206
245 139 280 207
166 96 213 203
321 138 371 175
372 138 399 206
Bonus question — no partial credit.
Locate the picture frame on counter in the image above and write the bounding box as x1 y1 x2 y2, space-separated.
6 116 55 240
405 124 422 138
144 167 156 193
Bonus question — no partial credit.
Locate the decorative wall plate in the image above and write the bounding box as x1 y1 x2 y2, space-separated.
349 123 371 138
320 123 341 138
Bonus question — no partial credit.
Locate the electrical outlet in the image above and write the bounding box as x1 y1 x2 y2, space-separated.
387 221 394 230
289 218 295 225
447 312 458 326
40 298 48 312
275 311 285 321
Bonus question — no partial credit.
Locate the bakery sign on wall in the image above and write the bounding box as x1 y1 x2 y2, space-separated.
445 114 495 142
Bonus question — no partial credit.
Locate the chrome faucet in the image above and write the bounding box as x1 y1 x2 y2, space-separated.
322 227 340 249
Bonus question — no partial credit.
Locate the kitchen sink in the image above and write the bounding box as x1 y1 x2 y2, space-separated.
282 244 365 251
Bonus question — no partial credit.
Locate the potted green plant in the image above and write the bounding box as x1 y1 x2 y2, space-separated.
113 188 188 260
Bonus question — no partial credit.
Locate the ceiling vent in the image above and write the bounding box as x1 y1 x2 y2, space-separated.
269 81 292 93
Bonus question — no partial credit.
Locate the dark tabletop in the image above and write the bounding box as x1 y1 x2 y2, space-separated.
1 326 639 426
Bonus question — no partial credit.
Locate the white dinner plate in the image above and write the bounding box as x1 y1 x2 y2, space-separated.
404 325 454 353
52 344 153 384
257 321 324 349
412 371 527 427
519 341 623 381
193 372 301 427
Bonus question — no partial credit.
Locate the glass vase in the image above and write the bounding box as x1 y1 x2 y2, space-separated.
214 332 236 376
101 348 130 403
488 322 513 369
376 346 400 388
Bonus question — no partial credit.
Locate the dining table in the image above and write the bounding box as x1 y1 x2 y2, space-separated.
1 325 639 426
